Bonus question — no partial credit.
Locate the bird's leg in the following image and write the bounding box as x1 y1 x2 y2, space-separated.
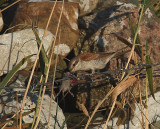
68 90 74 97
55 90 61 98
90 69 96 82
91 69 95 74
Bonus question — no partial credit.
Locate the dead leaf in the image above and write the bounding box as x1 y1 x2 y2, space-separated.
77 102 90 117
112 75 137 100
115 101 127 126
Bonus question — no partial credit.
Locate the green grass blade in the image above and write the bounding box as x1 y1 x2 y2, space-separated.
0 0 7 5
143 0 158 12
113 33 142 58
146 41 155 99
128 18 142 59
32 27 49 76
60 116 70 129
54 102 59 129
0 55 33 93
31 78 43 129
130 0 139 5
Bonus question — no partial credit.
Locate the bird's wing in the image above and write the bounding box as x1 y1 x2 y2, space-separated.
79 53 101 61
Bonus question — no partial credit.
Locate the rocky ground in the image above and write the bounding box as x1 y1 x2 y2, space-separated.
0 0 160 128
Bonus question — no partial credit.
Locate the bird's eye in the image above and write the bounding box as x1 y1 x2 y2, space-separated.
72 60 79 67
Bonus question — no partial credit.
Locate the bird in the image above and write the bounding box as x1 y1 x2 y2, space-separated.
56 72 76 97
69 52 117 74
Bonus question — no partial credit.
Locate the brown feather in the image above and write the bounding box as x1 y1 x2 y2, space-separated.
79 52 115 61
79 53 99 61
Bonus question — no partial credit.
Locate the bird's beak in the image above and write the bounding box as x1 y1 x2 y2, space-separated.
70 67 74 72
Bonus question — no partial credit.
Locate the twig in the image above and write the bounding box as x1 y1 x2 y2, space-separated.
0 0 21 13
145 74 149 129
19 0 58 128
84 87 115 129
103 99 116 129
33 0 64 128
127 101 145 129
121 4 144 80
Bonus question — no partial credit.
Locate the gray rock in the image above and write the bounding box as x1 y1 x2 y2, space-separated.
0 28 54 76
29 0 50 2
67 0 99 16
76 0 160 101
9 1 79 67
0 11 3 32
72 1 160 127
92 91 160 129
0 81 67 129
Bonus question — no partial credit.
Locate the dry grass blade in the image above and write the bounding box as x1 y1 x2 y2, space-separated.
0 0 21 13
48 52 58 127
145 77 149 129
2 124 31 129
104 75 136 129
47 1 65 126
127 101 145 129
84 87 115 129
103 100 116 129
129 90 152 124
33 0 65 128
115 101 126 126
77 102 90 117
19 0 58 128
121 4 144 80
138 77 145 125
16 92 19 128
0 113 15 127
85 75 137 129
112 75 137 101
32 2 58 129
0 109 33 129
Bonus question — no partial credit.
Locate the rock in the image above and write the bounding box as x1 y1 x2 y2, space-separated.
29 0 50 1
28 0 99 16
0 11 3 32
0 28 53 76
75 78 113 111
0 81 67 129
94 0 133 12
9 1 79 61
92 91 160 129
150 120 160 129
67 0 99 16
66 0 160 127
79 1 160 65
73 0 160 111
